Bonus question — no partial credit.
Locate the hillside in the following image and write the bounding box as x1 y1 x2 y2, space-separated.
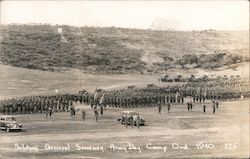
0 24 249 74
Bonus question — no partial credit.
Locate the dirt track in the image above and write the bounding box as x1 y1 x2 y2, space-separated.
0 99 249 159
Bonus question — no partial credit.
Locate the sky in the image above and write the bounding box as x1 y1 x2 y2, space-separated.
0 0 249 30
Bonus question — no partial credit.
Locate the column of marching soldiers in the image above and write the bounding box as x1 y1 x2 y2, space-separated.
0 77 249 115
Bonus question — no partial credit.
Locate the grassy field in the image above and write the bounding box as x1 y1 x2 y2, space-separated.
0 62 249 100
0 99 249 158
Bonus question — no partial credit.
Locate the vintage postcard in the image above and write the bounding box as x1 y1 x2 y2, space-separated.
0 1 249 158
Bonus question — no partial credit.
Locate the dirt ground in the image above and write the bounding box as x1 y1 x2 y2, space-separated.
0 99 249 159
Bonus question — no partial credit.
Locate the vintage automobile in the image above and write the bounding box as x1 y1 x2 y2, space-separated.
117 111 145 126
0 115 22 132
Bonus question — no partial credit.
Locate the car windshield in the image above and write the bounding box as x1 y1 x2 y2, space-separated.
129 113 136 116
6 117 16 121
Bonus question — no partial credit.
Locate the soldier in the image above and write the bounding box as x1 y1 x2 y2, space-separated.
41 97 45 112
146 96 151 106
79 95 83 104
196 95 199 103
143 95 147 107
213 105 216 114
33 100 37 114
123 97 127 108
48 106 53 119
130 115 134 128
215 101 219 110
25 101 30 114
170 94 173 103
94 108 98 122
13 101 18 114
173 94 176 103
158 102 161 114
22 105 26 114
16 103 21 114
125 114 129 128
37 98 42 113
90 100 94 109
136 114 140 129
202 94 206 103
190 102 193 112
81 110 86 122
187 102 190 112
177 96 180 104
0 102 4 114
70 104 76 119
100 106 103 117
45 107 49 119
167 102 171 113
7 104 12 115
203 105 206 114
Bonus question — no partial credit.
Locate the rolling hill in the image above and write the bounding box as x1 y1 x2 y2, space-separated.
0 24 249 74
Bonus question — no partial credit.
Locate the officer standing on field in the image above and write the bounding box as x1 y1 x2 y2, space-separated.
81 110 86 122
167 102 171 113
125 114 129 128
94 107 98 122
215 101 219 110
158 102 161 114
190 102 193 111
203 105 206 114
100 106 103 117
187 102 190 112
136 114 140 129
213 105 216 114
130 115 134 128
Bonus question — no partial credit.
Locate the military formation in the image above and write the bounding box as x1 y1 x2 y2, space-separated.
0 75 249 115
95 76 249 108
0 93 91 115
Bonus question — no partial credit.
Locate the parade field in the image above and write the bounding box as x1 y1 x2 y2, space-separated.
0 63 248 99
0 99 249 159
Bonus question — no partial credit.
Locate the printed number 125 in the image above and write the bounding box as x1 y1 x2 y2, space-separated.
224 143 238 150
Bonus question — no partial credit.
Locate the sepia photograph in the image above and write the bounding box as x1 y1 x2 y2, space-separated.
0 0 249 158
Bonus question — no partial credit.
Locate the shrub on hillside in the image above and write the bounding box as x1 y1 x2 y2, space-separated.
0 24 248 73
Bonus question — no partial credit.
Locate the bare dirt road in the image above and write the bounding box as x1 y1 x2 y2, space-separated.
0 99 249 159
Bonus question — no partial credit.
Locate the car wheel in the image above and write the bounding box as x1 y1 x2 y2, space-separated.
6 127 10 132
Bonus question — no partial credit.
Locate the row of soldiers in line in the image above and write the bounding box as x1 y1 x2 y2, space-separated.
100 92 245 108
0 92 246 115
97 82 249 108
160 74 244 85
156 99 219 114
0 94 82 115
0 81 249 115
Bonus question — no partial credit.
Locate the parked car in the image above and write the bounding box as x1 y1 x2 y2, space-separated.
0 115 22 132
117 111 145 126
